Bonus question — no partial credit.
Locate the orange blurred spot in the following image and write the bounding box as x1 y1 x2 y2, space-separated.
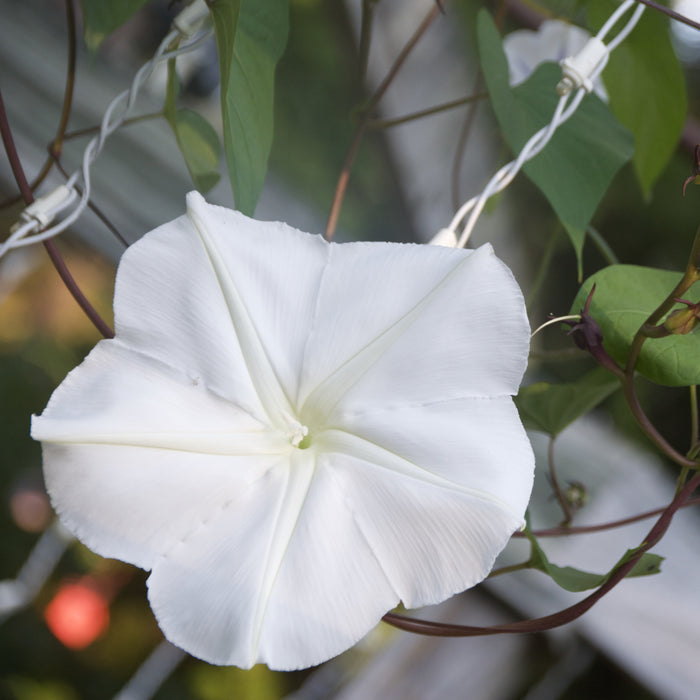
44 581 110 649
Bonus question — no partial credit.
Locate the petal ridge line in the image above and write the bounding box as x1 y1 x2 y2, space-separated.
187 205 294 429
110 338 269 425
301 248 486 424
248 450 317 665
319 428 523 521
296 240 333 409
30 429 291 455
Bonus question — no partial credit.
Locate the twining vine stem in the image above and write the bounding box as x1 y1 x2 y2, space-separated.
50 154 129 248
384 469 700 637
0 0 76 209
324 4 442 240
617 226 700 470
366 92 488 130
634 0 700 31
0 87 114 340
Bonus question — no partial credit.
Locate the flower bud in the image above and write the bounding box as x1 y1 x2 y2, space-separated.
566 285 622 375
664 299 700 335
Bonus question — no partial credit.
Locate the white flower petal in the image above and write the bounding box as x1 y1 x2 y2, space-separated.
33 194 535 670
148 453 398 670
302 244 528 424
296 241 467 406
113 211 266 422
185 192 330 413
324 396 532 520
39 443 285 571
32 341 281 453
320 451 518 607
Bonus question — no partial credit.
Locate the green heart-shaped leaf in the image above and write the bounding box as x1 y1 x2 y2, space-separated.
570 265 700 386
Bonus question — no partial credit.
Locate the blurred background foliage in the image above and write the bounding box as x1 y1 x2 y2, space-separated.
1 0 700 697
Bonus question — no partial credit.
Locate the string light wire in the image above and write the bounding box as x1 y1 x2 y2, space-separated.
1 6 212 260
438 0 645 249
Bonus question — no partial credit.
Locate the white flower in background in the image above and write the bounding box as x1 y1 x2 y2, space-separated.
504 20 608 101
32 192 534 670
671 0 700 64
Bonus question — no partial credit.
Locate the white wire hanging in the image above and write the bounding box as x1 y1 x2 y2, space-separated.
112 641 187 700
433 0 646 250
0 520 74 624
1 0 212 261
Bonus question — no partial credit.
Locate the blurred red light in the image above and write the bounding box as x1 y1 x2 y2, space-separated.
44 581 109 649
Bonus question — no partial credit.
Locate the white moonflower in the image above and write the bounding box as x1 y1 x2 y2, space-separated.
32 192 534 670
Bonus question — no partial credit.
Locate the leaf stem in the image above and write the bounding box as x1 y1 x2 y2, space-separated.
547 435 572 526
487 561 531 578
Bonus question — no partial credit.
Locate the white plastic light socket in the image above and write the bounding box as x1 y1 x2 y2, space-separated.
173 0 210 38
10 185 74 233
557 37 608 95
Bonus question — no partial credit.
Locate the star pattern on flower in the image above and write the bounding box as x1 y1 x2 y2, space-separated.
32 192 534 670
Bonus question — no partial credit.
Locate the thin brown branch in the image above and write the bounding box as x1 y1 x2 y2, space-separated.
51 151 129 248
450 73 483 211
0 0 77 208
519 496 700 537
383 471 700 637
0 86 114 340
325 4 441 240
635 0 700 31
60 112 163 143
368 92 488 130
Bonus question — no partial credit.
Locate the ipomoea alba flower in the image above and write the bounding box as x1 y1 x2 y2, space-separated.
32 192 534 670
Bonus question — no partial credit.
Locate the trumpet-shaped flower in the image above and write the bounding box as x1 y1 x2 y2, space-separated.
32 192 534 670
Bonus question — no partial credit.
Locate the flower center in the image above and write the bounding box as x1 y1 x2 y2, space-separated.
283 412 311 449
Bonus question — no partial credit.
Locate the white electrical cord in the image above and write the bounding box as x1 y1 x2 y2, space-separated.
1 0 212 261
435 0 645 249
112 641 187 700
0 520 74 623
